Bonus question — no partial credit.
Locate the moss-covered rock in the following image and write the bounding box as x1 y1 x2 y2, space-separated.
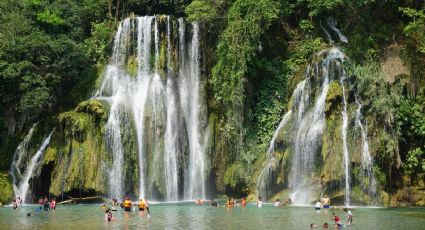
0 173 13 204
75 99 109 122
325 80 342 113
126 55 138 77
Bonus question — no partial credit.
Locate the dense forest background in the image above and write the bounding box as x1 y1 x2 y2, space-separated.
1 0 425 205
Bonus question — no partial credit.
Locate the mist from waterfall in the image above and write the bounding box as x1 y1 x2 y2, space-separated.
93 16 208 201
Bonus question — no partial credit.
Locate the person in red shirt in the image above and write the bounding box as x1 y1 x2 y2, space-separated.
332 213 343 229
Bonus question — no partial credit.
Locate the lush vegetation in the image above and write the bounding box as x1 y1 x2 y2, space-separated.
1 0 425 204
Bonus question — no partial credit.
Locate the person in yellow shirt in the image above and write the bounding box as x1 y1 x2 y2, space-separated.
138 198 146 211
123 197 132 212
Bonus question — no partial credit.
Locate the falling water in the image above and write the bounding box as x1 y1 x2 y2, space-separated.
180 22 207 200
338 58 351 206
13 131 54 203
10 124 36 200
326 18 348 43
256 110 292 198
289 49 335 204
355 96 377 198
163 16 180 201
94 16 207 200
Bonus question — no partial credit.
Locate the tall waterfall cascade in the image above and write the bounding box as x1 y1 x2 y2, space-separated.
93 15 209 201
10 129 54 203
257 20 377 205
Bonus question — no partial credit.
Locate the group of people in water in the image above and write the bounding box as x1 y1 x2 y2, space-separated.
199 196 293 208
102 197 151 222
311 195 354 229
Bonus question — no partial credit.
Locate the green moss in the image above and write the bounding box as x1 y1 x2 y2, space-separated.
75 99 109 122
0 172 13 204
58 111 90 141
325 80 342 113
126 55 138 77
157 36 167 76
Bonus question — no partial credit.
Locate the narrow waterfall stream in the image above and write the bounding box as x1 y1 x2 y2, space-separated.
11 131 54 203
93 16 208 201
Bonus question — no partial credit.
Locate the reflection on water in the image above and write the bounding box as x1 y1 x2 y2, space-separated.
0 204 424 229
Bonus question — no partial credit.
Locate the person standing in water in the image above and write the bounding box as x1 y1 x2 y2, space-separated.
17 197 22 206
274 199 282 207
12 199 18 210
321 195 330 209
50 198 56 210
123 197 132 212
332 213 343 229
241 197 247 208
257 196 263 208
105 208 112 222
138 198 146 211
43 197 49 211
226 198 234 208
315 200 321 210
344 208 353 225
210 199 218 207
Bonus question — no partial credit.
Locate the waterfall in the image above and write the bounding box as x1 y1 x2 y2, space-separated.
12 131 54 203
10 124 36 201
355 96 377 199
338 59 351 206
289 49 335 204
326 18 348 43
256 110 292 198
163 16 180 201
94 16 208 201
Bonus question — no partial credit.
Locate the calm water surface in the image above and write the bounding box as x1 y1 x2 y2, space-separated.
0 203 424 229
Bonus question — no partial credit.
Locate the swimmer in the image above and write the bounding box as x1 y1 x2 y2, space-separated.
210 199 218 207
310 223 318 228
26 213 31 217
323 222 329 228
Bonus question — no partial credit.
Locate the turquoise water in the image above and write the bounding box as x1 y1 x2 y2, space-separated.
0 203 424 229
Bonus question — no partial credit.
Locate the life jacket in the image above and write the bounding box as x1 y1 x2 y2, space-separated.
138 200 146 209
124 200 132 208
